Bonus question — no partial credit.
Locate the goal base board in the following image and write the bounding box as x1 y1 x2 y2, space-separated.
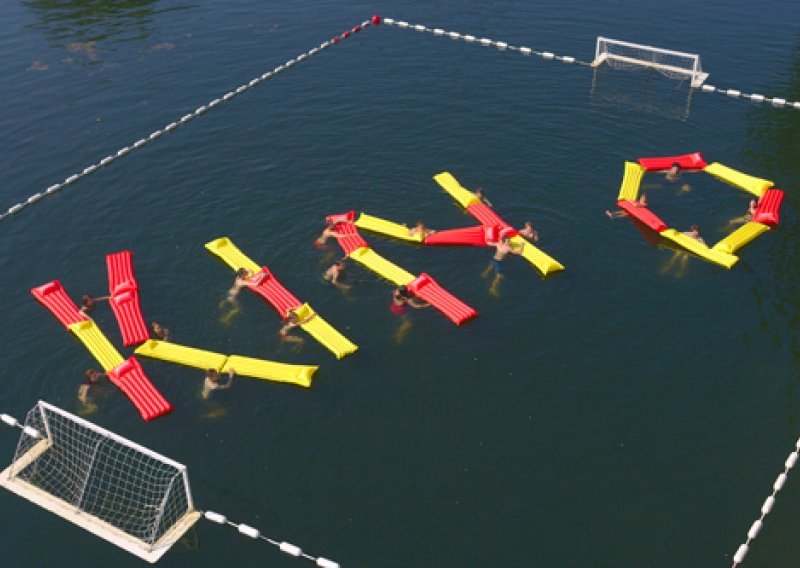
0 441 201 564
591 52 709 88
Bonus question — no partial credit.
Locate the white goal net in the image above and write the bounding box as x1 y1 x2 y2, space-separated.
592 36 709 88
0 401 201 563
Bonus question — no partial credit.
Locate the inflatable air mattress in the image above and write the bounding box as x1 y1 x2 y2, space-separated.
221 355 318 388
711 222 770 255
637 152 707 171
617 162 646 201
407 273 477 325
704 163 773 197
355 213 425 243
753 189 785 226
31 280 88 328
660 229 739 269
135 339 227 371
107 357 172 421
68 320 125 372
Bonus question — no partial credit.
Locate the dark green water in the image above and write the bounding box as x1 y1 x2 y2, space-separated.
1 1 800 566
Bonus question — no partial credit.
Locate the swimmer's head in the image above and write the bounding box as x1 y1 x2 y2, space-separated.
235 268 249 279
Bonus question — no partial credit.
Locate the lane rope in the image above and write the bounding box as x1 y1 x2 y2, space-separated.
730 437 800 567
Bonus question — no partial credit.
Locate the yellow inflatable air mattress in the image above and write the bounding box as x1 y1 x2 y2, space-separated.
205 237 261 274
704 163 773 197
349 247 416 286
433 172 481 209
221 355 318 388
135 339 227 370
510 236 565 276
711 222 770 255
293 303 358 360
660 229 739 269
617 162 646 201
355 213 424 243
68 320 125 372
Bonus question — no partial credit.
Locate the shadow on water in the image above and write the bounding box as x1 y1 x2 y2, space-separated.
743 38 800 429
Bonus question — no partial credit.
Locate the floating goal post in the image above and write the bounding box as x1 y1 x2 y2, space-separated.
0 401 340 566
0 401 200 563
592 36 709 88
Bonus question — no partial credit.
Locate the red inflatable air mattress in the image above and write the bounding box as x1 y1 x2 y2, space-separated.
107 357 173 421
407 273 477 325
249 267 303 318
106 251 149 346
424 226 489 247
31 280 88 328
331 219 370 256
637 152 707 171
617 200 668 233
466 202 508 227
109 291 150 346
753 188 784 226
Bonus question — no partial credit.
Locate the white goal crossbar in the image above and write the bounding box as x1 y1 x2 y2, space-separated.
592 36 709 88
0 401 201 563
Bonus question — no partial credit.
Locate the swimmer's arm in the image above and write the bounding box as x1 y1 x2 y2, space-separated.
78 385 89 403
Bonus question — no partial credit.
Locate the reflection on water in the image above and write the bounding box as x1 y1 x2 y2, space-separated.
590 66 694 120
23 0 187 60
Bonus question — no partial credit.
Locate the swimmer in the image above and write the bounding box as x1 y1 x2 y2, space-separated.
279 310 315 343
220 268 262 307
683 224 705 244
485 235 524 270
728 198 759 227
202 368 235 400
473 187 493 207
482 235 523 296
78 368 106 412
606 193 648 219
390 286 430 315
323 258 351 289
315 220 347 247
665 162 681 181
79 294 109 316
408 221 436 238
518 221 538 242
151 321 171 341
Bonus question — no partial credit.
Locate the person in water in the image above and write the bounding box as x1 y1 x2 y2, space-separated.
78 368 106 413
683 224 705 244
727 198 759 227
408 221 436 238
390 286 430 343
482 235 524 296
473 187 493 207
665 162 681 181
220 268 262 306
323 258 350 289
390 286 430 315
79 294 109 316
202 368 235 400
518 221 538 242
606 193 648 219
279 310 315 344
151 321 171 341
315 219 347 247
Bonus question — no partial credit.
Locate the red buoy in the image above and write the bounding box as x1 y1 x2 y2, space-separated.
371 15 382 25
343 31 351 39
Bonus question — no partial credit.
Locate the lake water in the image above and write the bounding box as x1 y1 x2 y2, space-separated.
1 1 800 566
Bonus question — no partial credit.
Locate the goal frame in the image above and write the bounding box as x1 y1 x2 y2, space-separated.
0 401 201 563
592 36 709 88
